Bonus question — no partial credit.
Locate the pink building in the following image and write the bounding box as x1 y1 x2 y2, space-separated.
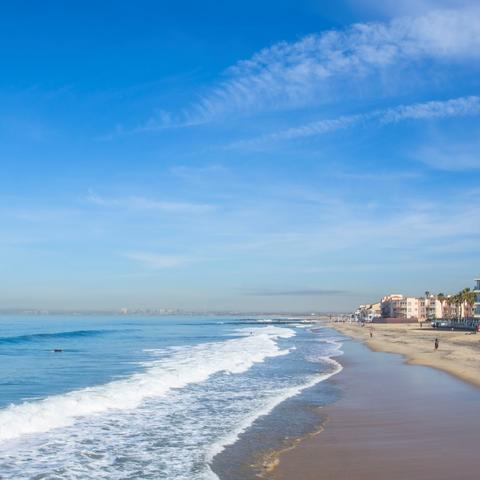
381 294 421 322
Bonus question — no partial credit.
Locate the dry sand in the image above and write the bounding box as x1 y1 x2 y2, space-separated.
331 322 480 387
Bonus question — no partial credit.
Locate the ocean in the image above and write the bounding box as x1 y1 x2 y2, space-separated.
0 315 343 479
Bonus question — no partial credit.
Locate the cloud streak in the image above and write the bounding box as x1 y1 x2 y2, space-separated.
230 95 480 148
86 193 215 214
380 96 480 123
146 6 480 128
415 139 480 170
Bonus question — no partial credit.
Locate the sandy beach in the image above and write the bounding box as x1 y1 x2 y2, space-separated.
271 336 480 480
332 322 480 387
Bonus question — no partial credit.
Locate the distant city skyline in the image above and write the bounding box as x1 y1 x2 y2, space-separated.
1 0 479 312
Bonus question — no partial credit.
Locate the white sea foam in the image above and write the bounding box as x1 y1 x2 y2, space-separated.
0 326 344 480
0 325 294 442
206 339 344 468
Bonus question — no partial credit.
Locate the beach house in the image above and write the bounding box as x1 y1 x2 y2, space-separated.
355 303 381 322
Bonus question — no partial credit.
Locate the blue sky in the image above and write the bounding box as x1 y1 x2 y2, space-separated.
1 0 480 312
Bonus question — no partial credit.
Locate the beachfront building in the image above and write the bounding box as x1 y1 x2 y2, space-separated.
369 302 382 321
356 282 479 324
444 298 473 320
436 290 475 321
355 303 381 322
417 294 442 322
418 290 477 322
474 279 480 320
381 294 421 322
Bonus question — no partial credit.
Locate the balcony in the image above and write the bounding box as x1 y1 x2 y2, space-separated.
474 279 480 292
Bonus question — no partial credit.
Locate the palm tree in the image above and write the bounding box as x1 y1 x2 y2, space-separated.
437 293 446 319
450 288 475 321
462 288 475 319
452 292 463 321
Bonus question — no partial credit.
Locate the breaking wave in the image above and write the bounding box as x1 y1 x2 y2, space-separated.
0 326 294 442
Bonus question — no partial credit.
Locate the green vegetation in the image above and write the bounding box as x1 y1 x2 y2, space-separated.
441 288 476 320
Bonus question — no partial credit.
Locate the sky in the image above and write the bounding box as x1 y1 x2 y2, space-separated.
1 0 479 312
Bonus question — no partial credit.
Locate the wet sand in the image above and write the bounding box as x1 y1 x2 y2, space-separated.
272 338 480 480
332 322 480 387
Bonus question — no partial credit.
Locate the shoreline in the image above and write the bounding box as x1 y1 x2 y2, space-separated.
210 326 343 480
330 322 480 387
270 334 480 480
254 420 326 477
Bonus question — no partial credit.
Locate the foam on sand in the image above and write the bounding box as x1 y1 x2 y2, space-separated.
206 338 343 465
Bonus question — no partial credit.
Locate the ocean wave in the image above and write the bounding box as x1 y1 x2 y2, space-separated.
206 337 344 473
0 329 111 345
0 325 295 442
0 327 343 480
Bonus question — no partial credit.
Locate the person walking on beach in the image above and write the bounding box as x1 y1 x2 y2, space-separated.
434 338 439 351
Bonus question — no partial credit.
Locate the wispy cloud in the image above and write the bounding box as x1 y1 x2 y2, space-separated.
228 114 363 148
414 139 480 170
230 95 480 148
349 0 476 17
86 192 215 214
141 6 480 128
123 252 189 269
380 96 480 122
170 164 228 183
332 170 421 181
98 108 205 140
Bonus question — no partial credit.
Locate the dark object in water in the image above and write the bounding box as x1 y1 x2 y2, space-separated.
53 348 63 353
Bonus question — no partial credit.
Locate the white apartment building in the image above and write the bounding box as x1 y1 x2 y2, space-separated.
381 294 421 321
418 294 443 322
